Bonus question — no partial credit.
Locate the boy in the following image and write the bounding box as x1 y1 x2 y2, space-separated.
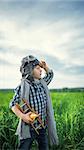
9 55 58 150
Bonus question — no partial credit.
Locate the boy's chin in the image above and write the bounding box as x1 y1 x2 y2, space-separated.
34 76 41 80
37 77 41 80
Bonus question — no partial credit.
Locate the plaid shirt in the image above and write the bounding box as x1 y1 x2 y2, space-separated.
9 69 53 127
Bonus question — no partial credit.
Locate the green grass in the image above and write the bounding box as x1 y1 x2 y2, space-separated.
0 90 84 150
50 92 84 150
0 90 13 107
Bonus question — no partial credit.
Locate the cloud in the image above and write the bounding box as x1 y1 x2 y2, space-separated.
0 1 84 88
0 58 12 66
0 31 5 40
62 65 84 75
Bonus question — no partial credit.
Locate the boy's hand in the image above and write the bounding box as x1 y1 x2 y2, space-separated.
22 112 34 124
39 61 49 72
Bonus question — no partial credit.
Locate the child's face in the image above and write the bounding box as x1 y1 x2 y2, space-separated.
32 65 42 79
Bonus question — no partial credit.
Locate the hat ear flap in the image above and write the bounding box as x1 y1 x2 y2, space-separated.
24 62 28 68
26 74 34 81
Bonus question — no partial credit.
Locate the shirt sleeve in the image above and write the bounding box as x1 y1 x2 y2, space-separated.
9 85 21 108
43 69 54 85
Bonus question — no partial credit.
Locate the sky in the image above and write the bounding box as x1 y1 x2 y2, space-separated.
0 0 84 89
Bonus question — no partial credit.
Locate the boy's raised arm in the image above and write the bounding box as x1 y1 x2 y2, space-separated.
39 61 54 85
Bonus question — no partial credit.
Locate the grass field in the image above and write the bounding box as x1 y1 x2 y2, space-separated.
0 90 84 150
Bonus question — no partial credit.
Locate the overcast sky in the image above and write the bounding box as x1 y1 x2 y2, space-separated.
0 0 84 89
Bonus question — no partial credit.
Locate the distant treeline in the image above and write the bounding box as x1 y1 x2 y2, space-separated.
50 87 84 92
0 87 84 92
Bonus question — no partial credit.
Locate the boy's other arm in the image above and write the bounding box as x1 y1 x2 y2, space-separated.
9 85 33 123
11 105 33 123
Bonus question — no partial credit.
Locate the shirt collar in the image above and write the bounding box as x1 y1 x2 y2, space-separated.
34 78 40 84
